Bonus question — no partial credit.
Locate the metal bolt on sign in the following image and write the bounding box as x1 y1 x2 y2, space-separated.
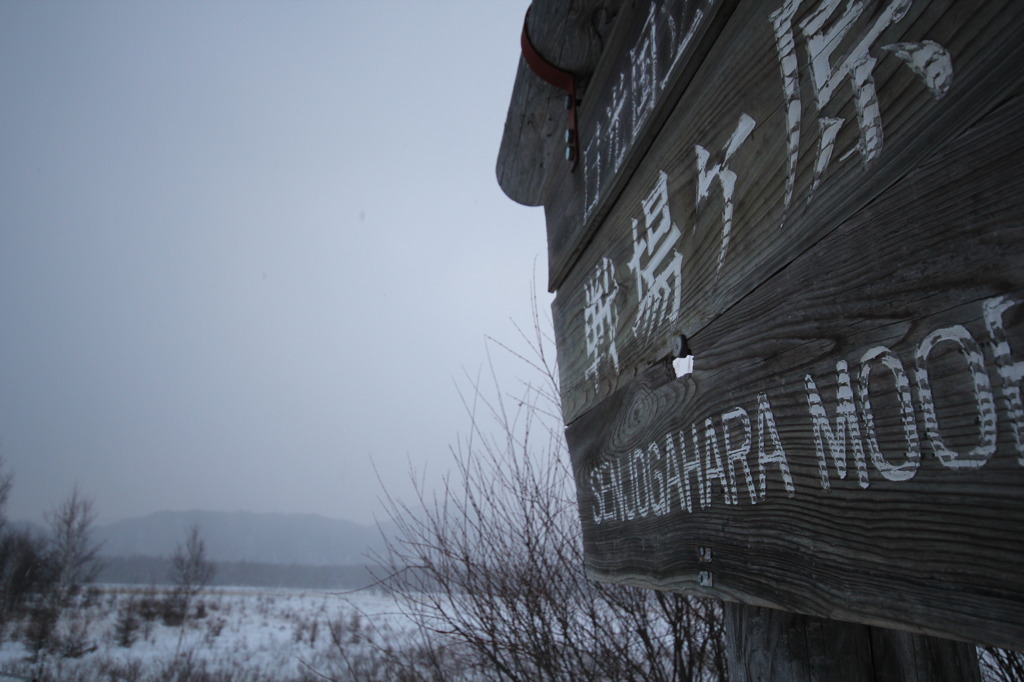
521 9 581 171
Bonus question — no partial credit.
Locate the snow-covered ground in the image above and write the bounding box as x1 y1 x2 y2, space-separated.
0 585 434 681
2 585 1012 681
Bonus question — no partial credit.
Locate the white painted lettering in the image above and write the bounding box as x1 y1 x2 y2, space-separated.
670 430 702 513
805 360 869 490
628 171 684 340
695 113 756 274
588 298 1021 525
914 325 996 469
630 448 652 518
882 41 953 99
983 296 1024 464
583 120 603 218
584 0 717 222
648 441 669 516
700 418 733 506
756 392 796 499
591 463 610 525
630 4 660 133
771 0 954 206
583 257 621 391
722 406 757 504
858 346 920 481
769 0 801 211
610 458 630 522
607 73 630 177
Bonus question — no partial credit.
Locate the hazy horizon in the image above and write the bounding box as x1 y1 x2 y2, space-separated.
0 1 548 527
10 507 397 528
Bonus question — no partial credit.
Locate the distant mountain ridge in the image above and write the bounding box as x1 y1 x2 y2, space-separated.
94 510 391 566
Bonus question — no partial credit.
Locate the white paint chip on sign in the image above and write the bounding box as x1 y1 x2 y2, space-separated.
673 355 694 378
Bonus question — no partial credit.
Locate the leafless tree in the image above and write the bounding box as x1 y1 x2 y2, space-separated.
367 293 728 681
45 485 102 607
170 523 214 656
172 523 215 605
0 456 12 534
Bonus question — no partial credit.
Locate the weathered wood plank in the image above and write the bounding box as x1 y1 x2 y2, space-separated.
724 603 982 682
495 0 621 207
552 0 1024 426
543 0 739 287
566 90 1024 649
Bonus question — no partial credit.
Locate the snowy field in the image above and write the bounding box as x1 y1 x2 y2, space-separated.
0 585 1014 681
0 585 436 681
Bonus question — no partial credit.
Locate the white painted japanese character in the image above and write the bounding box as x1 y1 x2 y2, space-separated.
630 3 659 134
607 72 631 178
628 171 684 340
695 113 756 274
583 257 621 389
771 0 953 206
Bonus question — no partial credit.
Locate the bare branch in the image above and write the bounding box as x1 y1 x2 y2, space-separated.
366 286 728 681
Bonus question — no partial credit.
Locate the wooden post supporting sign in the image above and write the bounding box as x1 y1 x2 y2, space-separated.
725 604 982 682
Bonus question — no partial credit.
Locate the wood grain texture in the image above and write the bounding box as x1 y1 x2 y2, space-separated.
552 0 1024 426
566 89 1024 650
724 603 982 682
543 0 738 287
495 0 621 207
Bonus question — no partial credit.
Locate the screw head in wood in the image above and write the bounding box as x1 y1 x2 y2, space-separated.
674 335 690 358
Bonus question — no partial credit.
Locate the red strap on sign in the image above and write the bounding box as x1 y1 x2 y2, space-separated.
521 9 580 170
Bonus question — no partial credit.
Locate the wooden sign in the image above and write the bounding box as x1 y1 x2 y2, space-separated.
499 0 1024 653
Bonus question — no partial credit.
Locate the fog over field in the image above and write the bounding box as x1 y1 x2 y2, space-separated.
0 0 543 529
93 510 389 566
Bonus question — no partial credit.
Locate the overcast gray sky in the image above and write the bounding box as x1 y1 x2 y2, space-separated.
0 0 550 526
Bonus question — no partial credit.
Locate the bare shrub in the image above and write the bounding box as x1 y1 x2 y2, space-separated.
293 614 319 646
0 461 55 635
204 615 227 645
370 297 728 681
81 585 102 608
0 526 54 632
160 592 187 628
114 599 141 648
328 611 364 647
135 584 162 623
980 646 1024 682
23 604 58 662
98 657 145 682
52 612 95 658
